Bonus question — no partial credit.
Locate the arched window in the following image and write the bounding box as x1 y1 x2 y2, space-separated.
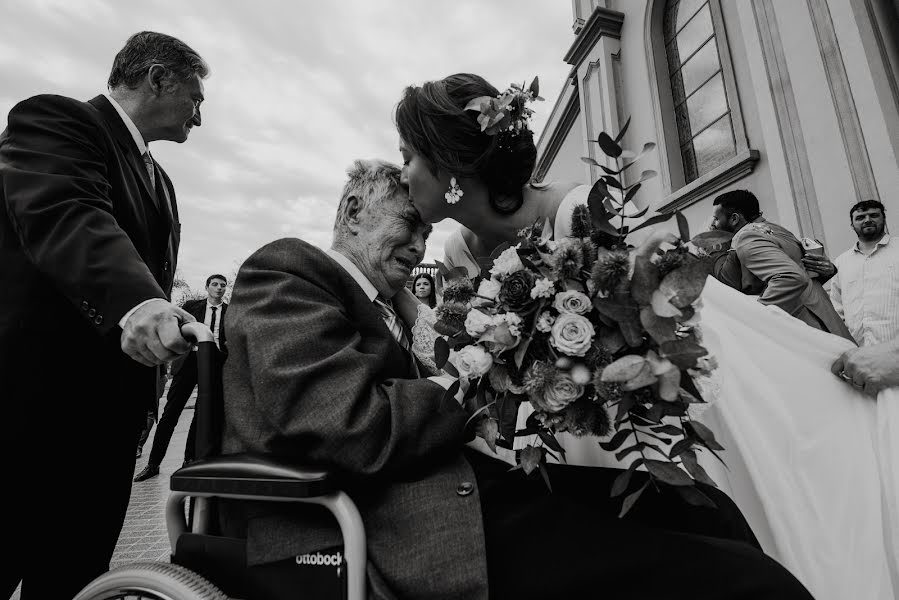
663 0 736 183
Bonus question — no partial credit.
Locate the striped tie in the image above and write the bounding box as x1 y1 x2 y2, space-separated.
373 296 410 351
143 151 156 190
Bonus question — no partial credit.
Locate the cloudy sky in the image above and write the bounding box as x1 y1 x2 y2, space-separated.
1 0 578 292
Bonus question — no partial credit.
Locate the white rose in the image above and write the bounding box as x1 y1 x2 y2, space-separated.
489 246 524 278
472 278 502 308
530 277 555 299
452 345 494 380
553 290 592 315
549 313 595 357
464 309 495 338
535 311 555 332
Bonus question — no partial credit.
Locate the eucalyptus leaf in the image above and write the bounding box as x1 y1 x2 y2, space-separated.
619 481 649 517
529 76 540 98
611 457 644 498
599 428 632 451
475 417 500 453
691 230 734 252
537 429 566 454
651 424 684 436
597 131 623 158
623 183 643 206
619 142 657 172
538 461 553 492
520 445 544 475
640 307 677 344
581 156 600 166
434 337 450 369
657 259 712 309
615 115 632 143
676 211 690 243
660 339 708 369
681 450 717 487
629 211 676 235
645 459 693 486
686 420 725 451
675 485 717 508
669 438 694 459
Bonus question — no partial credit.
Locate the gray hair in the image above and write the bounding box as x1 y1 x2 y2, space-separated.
332 159 404 241
108 31 209 90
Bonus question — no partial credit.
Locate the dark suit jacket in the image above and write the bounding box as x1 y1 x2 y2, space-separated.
0 94 180 402
730 219 853 341
221 239 489 600
170 298 228 376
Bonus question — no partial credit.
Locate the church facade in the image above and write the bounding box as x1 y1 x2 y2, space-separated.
535 0 899 254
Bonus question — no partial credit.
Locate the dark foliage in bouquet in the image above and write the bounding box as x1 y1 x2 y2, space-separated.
433 116 734 515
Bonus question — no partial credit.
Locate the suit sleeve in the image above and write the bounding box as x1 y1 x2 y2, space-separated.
232 250 469 478
829 260 845 319
1 95 166 334
734 229 811 316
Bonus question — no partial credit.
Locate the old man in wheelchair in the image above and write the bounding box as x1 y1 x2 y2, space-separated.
77 159 813 600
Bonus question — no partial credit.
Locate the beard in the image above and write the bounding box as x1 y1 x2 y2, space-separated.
855 222 885 241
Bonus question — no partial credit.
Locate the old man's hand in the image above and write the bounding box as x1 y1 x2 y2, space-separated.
121 299 196 366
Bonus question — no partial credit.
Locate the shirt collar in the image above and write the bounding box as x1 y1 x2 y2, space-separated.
325 248 379 302
104 93 148 155
853 233 891 253
206 299 223 309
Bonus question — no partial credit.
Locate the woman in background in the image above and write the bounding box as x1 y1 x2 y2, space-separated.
411 272 437 308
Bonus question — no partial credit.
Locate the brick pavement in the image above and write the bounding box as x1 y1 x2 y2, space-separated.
11 382 196 599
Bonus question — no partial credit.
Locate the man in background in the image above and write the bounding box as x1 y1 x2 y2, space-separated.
135 274 228 481
0 31 207 598
829 200 898 347
711 189 853 341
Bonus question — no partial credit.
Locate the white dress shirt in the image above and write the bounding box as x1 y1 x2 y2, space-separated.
830 234 899 346
204 300 224 349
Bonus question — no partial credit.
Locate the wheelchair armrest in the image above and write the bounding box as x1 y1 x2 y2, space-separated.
170 453 334 499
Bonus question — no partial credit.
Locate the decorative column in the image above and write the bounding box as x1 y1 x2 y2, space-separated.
564 7 625 183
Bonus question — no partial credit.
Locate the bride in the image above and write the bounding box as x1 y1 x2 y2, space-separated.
393 72 898 600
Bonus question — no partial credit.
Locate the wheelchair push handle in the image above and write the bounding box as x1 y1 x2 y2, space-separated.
179 321 223 462
180 321 215 344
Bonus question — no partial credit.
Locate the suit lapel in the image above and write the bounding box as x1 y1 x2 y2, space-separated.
88 96 165 219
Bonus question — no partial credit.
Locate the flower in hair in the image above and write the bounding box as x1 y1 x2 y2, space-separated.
464 77 544 137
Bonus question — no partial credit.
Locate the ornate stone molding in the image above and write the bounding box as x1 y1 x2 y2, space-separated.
753 0 824 240
564 7 625 69
534 87 581 182
806 0 880 202
657 149 760 213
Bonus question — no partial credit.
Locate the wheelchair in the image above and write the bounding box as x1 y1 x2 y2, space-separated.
74 323 367 600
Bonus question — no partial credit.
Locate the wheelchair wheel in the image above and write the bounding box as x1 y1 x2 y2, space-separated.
73 561 230 600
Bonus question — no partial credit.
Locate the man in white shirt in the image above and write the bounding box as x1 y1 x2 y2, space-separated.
135 274 228 482
0 31 208 599
830 200 898 346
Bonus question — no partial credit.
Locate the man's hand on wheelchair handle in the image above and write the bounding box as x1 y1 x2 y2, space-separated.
121 299 196 366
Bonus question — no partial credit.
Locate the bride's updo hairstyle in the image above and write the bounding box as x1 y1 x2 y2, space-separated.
395 73 537 214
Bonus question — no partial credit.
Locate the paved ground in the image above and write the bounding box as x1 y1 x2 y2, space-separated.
11 382 195 599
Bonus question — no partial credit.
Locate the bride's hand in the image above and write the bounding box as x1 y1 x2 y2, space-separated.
831 339 899 397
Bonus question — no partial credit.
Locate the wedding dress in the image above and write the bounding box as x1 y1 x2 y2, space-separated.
432 184 898 600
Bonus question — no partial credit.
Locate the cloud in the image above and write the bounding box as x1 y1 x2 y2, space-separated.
1 0 576 291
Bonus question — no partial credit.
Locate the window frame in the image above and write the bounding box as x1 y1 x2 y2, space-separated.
646 0 757 211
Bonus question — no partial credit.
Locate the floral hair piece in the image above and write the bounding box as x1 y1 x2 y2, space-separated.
464 77 544 138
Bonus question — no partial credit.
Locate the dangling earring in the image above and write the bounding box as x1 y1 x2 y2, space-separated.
444 177 463 205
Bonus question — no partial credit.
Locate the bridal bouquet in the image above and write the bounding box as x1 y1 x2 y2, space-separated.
433 118 732 514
